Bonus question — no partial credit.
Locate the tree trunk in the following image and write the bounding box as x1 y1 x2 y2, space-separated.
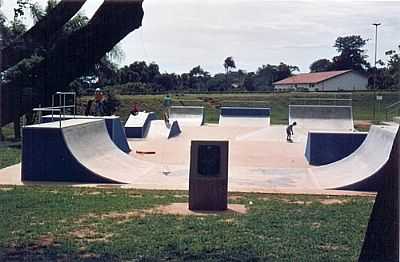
1 0 87 71
1 0 144 126
13 116 21 141
0 128 4 141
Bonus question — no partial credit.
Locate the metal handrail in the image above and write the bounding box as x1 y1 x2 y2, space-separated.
51 92 76 117
32 108 62 128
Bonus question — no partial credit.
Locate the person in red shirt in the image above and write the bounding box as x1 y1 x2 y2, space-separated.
130 103 140 115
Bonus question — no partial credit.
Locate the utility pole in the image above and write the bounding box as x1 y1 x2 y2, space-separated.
372 23 381 121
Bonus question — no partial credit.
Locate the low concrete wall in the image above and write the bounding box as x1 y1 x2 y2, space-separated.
305 131 367 166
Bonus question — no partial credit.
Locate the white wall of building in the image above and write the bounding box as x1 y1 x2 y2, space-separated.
314 72 368 91
274 71 368 91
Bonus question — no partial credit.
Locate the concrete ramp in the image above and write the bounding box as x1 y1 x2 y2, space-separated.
125 112 156 138
147 120 181 139
22 119 154 183
310 125 399 191
41 114 130 153
169 106 204 126
219 107 271 127
289 105 354 131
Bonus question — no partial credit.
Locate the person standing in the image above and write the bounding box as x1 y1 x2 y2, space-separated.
286 122 297 142
163 94 172 123
94 88 105 116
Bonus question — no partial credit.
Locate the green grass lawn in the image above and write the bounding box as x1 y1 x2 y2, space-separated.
77 91 400 124
0 186 373 261
0 147 21 169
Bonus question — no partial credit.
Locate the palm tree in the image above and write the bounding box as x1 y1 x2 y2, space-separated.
223 56 236 89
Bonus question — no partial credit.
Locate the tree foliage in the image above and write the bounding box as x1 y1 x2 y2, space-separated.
332 35 369 72
310 59 333 72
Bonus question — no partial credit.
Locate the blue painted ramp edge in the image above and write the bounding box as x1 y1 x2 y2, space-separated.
305 131 367 166
168 120 182 139
220 107 271 117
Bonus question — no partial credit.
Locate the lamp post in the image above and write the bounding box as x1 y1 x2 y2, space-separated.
372 23 381 121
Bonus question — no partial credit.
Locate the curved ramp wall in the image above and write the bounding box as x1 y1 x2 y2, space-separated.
289 105 354 131
305 131 367 166
146 120 181 139
41 115 130 153
22 119 153 183
311 125 399 191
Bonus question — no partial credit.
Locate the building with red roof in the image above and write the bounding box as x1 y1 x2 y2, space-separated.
273 70 368 91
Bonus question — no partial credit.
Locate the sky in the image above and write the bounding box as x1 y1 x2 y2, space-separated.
1 0 400 74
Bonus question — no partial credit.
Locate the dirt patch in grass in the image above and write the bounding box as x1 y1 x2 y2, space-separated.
76 203 247 223
3 235 61 260
319 244 350 251
282 199 312 205
77 211 146 224
173 194 188 198
152 203 248 216
228 195 244 201
0 187 14 192
311 222 321 229
319 199 349 205
70 227 114 243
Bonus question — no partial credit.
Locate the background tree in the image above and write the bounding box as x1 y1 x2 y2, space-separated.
309 58 333 72
243 72 256 91
189 65 210 90
331 35 370 72
223 56 236 89
385 45 400 89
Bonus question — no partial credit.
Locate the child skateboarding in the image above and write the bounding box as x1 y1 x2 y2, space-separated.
286 122 297 142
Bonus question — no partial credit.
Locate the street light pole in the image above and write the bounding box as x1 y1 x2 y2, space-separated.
372 23 381 121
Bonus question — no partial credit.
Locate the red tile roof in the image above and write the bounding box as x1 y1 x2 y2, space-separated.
273 70 352 85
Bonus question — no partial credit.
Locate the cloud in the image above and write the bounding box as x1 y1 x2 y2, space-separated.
2 0 399 73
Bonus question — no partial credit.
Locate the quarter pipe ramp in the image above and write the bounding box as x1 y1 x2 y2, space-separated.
289 105 354 131
310 125 399 191
169 106 204 127
22 119 154 183
146 120 181 139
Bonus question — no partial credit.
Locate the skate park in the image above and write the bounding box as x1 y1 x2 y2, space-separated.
1 0 400 260
0 96 398 196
